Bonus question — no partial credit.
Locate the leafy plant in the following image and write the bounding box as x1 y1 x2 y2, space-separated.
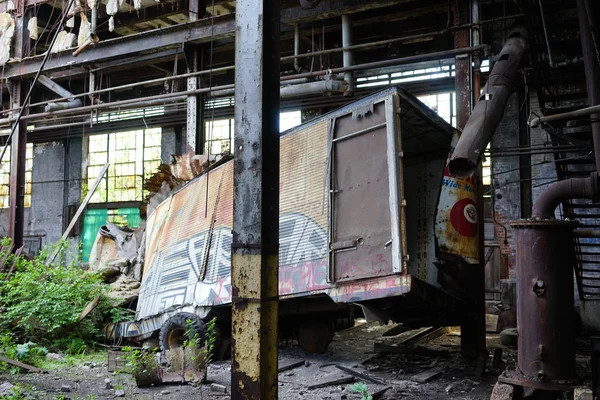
0 238 128 345
348 382 373 400
120 345 160 387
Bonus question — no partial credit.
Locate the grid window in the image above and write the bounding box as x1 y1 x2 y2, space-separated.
88 128 162 203
204 111 302 156
0 144 33 208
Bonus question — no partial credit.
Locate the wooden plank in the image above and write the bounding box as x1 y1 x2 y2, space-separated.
411 369 442 383
46 163 109 266
0 355 45 373
4 245 23 280
373 342 450 358
278 360 304 373
335 365 386 385
382 324 411 337
307 374 354 389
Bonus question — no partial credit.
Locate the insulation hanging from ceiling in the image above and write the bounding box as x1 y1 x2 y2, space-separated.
27 16 38 40
78 13 91 47
0 13 15 66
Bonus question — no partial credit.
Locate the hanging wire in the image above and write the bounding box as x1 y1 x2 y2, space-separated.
0 0 77 165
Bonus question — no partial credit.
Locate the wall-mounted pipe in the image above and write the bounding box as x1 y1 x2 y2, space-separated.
577 0 600 172
341 14 355 96
539 0 556 68
45 99 83 112
448 28 528 177
529 104 600 127
532 172 599 219
293 24 303 73
1 44 489 117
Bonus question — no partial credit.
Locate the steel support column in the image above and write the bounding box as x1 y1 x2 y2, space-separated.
231 1 280 399
454 0 485 358
8 7 30 249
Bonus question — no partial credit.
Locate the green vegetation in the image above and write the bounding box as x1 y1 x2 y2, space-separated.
0 238 128 373
348 382 373 400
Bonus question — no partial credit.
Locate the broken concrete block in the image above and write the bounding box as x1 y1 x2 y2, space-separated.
60 384 71 392
210 383 227 393
490 382 514 400
0 382 15 397
46 353 66 362
104 378 112 389
114 389 125 397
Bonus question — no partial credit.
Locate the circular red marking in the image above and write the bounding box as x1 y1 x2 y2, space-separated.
450 198 478 237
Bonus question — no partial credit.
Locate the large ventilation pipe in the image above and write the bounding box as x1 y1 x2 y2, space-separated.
38 75 82 112
341 14 355 96
448 27 528 177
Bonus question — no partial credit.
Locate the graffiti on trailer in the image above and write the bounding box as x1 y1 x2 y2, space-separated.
136 212 330 320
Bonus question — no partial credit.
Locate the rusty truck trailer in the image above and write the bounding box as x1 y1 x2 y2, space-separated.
112 87 479 351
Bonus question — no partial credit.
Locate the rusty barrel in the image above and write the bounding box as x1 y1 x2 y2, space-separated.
510 219 577 383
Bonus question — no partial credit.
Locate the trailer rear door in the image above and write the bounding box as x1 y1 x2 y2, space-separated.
331 97 405 281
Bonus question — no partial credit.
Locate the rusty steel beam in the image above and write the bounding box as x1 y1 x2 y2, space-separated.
7 5 31 249
5 0 416 80
230 0 280 398
452 0 485 359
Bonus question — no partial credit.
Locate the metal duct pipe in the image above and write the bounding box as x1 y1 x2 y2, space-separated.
448 28 528 177
341 14 355 96
577 0 600 172
280 79 347 98
45 99 83 112
529 104 600 127
532 172 599 219
508 220 578 386
38 75 77 100
212 79 346 99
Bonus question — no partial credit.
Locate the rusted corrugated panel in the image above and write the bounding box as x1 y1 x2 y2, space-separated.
279 119 330 294
137 119 331 320
434 132 480 264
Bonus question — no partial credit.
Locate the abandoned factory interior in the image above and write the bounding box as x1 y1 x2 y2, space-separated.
0 0 599 398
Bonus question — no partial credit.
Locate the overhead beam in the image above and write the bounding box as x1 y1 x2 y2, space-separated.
3 15 236 79
5 0 420 79
280 0 418 24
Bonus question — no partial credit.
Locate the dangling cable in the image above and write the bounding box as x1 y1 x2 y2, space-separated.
0 0 77 165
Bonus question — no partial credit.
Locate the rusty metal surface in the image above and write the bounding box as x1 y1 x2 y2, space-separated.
332 102 392 281
510 220 578 383
498 370 577 392
434 132 480 265
231 0 281 397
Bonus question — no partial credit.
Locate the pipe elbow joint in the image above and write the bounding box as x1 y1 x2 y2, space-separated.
532 172 600 219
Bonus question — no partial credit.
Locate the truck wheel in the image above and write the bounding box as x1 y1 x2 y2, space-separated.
159 313 206 351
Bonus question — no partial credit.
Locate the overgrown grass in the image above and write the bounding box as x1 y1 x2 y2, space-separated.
0 238 129 373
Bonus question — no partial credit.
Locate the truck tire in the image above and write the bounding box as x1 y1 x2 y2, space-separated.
159 313 206 351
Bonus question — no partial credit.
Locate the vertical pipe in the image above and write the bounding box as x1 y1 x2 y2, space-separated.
471 0 481 103
454 3 471 129
294 24 302 73
91 7 97 32
511 221 576 382
341 14 355 96
577 0 600 172
453 0 485 358
231 0 280 398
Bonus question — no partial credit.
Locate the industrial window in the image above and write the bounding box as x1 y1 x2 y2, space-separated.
0 144 33 208
87 128 162 203
204 111 302 156
418 92 457 127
